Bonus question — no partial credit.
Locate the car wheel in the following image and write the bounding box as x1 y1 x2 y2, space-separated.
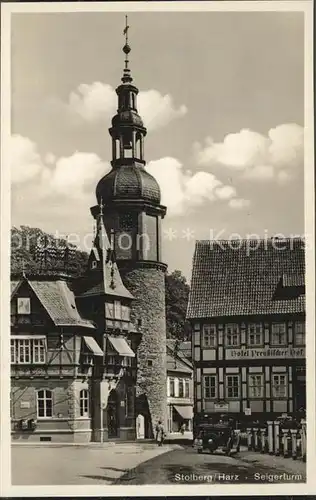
197 449 203 454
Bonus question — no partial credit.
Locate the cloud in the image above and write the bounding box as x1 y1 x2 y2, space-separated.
11 134 109 199
228 198 251 210
66 82 187 132
11 135 43 183
195 123 303 183
11 135 247 225
146 157 239 216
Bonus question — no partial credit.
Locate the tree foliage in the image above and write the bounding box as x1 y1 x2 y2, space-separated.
165 269 191 341
11 227 191 341
11 226 88 277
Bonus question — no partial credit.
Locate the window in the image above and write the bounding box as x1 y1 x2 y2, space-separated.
122 356 132 367
114 301 121 320
169 378 175 397
248 374 264 398
17 297 31 315
184 379 190 398
121 305 130 321
11 337 46 364
33 339 46 364
37 389 53 418
248 323 263 346
226 375 239 398
204 375 217 399
178 379 184 398
203 324 216 347
79 389 89 417
271 323 287 345
294 322 305 346
225 324 240 346
272 374 287 398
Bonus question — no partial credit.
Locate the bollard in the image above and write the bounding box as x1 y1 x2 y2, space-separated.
274 420 280 456
267 421 274 455
282 429 289 458
300 420 306 462
253 427 259 451
246 428 253 451
291 429 297 460
260 428 266 453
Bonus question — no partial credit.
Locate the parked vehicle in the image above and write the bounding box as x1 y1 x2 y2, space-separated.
193 422 241 455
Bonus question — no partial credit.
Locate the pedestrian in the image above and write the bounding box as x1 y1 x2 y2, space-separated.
155 420 165 446
180 422 186 435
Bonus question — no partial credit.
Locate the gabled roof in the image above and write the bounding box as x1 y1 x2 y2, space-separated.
11 280 21 297
11 277 95 329
166 339 193 370
167 352 192 374
78 216 133 300
187 238 305 319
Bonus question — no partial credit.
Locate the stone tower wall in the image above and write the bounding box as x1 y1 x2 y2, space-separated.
120 265 167 437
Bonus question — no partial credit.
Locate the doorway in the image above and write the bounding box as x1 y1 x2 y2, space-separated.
294 367 306 411
107 390 119 438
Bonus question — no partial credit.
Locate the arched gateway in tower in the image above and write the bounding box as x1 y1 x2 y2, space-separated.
90 21 168 438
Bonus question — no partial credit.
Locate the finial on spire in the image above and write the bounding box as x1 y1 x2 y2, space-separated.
122 15 132 83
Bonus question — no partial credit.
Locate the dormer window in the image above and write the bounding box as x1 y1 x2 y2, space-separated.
91 261 97 269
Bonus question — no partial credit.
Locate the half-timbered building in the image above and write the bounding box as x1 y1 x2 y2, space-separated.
187 238 305 422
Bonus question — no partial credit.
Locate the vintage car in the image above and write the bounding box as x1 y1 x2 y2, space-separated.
193 422 241 455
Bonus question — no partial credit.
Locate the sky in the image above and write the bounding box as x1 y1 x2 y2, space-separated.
10 10 305 280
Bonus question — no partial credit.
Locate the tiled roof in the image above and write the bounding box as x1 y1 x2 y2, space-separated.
167 353 192 374
11 280 21 297
28 280 95 328
166 340 193 369
187 238 305 319
78 218 133 300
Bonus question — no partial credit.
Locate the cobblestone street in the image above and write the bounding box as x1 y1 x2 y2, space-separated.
11 442 179 485
12 442 306 486
116 446 306 485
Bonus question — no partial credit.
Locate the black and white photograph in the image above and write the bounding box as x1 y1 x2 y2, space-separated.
0 1 314 496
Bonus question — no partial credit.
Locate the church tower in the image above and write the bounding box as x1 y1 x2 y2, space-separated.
90 18 167 437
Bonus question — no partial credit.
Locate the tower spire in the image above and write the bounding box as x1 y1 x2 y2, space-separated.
122 15 132 83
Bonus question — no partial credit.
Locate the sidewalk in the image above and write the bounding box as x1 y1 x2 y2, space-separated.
239 450 306 476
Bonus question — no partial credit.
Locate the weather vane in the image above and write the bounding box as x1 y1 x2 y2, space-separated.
123 15 129 43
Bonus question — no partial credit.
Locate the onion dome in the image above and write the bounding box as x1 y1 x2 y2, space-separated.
96 165 161 205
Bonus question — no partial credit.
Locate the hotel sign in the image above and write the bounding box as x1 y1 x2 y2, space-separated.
226 347 305 360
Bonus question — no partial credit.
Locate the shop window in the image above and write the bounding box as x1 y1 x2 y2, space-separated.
79 389 89 417
226 375 239 399
248 374 264 398
37 389 53 418
204 375 217 399
203 324 217 347
225 324 240 347
248 323 263 346
294 321 305 346
271 323 287 346
272 374 287 398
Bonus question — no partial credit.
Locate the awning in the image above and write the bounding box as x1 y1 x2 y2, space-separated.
108 336 135 357
174 405 193 420
83 336 103 356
